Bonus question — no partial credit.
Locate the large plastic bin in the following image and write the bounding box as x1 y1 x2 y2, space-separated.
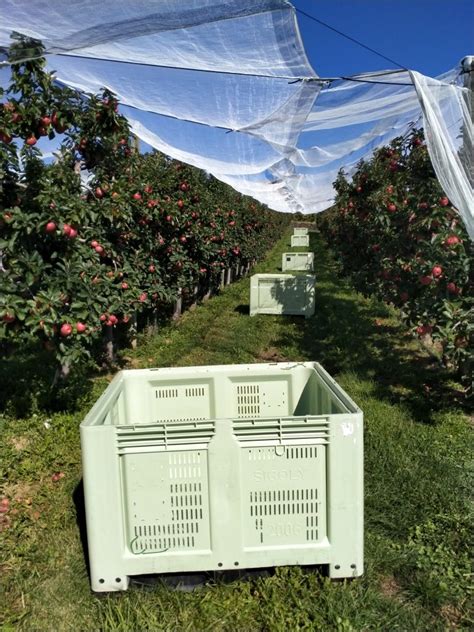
293 227 309 236
250 273 315 318
80 361 363 591
291 234 309 248
282 252 314 272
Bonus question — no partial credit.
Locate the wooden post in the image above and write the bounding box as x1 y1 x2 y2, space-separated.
132 134 140 153
203 278 211 301
104 325 115 363
172 289 182 320
130 312 138 349
189 284 199 310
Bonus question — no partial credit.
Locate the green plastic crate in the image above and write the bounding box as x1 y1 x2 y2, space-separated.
282 252 315 272
293 227 309 236
80 361 363 592
291 234 309 248
250 273 315 318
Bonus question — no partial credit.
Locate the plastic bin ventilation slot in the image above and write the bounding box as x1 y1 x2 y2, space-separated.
282 252 315 272
81 362 363 591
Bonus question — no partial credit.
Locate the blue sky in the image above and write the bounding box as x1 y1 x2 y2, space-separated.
293 0 474 77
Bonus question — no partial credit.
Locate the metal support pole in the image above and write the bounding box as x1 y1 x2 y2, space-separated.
460 56 473 187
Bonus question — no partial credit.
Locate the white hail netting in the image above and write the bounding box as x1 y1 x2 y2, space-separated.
0 0 473 237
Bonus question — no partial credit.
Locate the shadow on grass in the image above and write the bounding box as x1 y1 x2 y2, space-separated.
234 304 250 315
276 234 465 423
0 341 97 417
73 480 91 580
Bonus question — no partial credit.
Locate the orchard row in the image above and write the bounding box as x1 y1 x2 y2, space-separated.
0 38 289 367
319 131 472 380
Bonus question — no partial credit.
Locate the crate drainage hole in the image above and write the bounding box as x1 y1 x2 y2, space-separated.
350 564 356 569
218 563 223 567
335 565 340 569
115 578 121 583
234 562 239 566
99 579 105 584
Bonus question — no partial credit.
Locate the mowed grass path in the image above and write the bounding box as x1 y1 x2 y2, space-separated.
1 230 472 631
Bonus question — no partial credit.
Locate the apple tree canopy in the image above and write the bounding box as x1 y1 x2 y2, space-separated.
0 0 472 237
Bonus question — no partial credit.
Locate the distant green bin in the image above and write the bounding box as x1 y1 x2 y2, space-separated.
80 361 363 591
250 273 315 318
282 252 315 272
291 234 309 248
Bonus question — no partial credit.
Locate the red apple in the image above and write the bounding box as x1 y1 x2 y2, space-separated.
445 235 460 246
76 322 87 333
26 135 37 146
431 265 442 278
148 265 156 273
447 282 460 295
387 203 397 213
41 115 51 126
68 227 77 239
63 223 72 236
121 282 129 290
132 192 142 201
91 240 99 248
419 275 432 286
100 314 107 322
144 185 153 194
60 323 72 337
3 313 15 323
177 199 184 208
95 187 104 198
386 185 394 194
439 197 449 207
0 131 13 144
108 314 118 325
139 292 147 302
95 245 104 254
45 221 56 233
179 235 187 243
416 324 432 336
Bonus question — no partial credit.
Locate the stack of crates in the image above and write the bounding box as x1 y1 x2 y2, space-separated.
80 361 364 591
250 226 315 317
